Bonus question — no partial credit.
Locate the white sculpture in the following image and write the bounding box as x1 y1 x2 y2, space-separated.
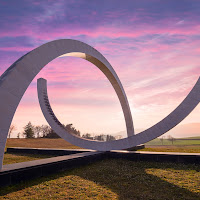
0 39 199 169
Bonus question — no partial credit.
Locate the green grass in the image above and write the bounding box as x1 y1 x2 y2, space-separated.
0 159 199 200
146 138 200 146
3 153 53 165
141 145 200 153
144 137 200 153
181 136 200 139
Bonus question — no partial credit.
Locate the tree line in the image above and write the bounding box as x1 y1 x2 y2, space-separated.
82 133 116 141
12 121 116 142
22 122 80 138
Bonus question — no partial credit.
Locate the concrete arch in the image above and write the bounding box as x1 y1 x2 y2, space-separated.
0 39 134 169
38 77 200 151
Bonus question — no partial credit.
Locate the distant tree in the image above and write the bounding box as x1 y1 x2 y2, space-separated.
44 128 60 138
160 136 164 145
167 135 175 145
40 123 80 138
94 134 105 141
84 134 116 141
34 125 42 138
106 135 116 141
23 122 34 138
93 134 116 141
64 124 80 137
8 124 16 138
40 125 51 138
17 132 21 139
82 133 93 140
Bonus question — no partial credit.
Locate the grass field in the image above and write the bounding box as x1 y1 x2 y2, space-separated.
2 139 200 199
143 137 200 153
145 137 200 146
6 137 200 148
142 145 200 153
5 138 200 153
0 158 199 200
6 138 81 150
183 136 200 139
3 153 52 165
4 138 81 165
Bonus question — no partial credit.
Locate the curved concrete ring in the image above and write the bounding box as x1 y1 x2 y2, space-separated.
0 39 134 168
37 77 200 151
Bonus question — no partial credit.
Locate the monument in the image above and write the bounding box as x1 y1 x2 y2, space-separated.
0 39 200 169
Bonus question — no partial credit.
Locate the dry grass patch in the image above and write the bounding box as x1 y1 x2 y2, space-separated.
6 139 200 153
3 153 52 165
0 159 199 200
0 175 117 200
6 138 81 149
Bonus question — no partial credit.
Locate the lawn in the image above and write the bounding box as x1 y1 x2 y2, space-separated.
3 153 53 165
146 138 200 146
0 158 199 200
142 145 200 153
144 137 200 153
6 138 81 150
6 138 200 153
2 141 200 199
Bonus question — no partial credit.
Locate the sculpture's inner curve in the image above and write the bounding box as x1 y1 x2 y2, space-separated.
37 77 200 151
0 38 199 169
0 39 135 168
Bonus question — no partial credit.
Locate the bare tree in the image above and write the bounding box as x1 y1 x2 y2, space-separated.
167 135 175 145
41 125 51 138
8 124 16 138
34 125 42 138
82 133 93 140
160 136 164 145
17 132 21 139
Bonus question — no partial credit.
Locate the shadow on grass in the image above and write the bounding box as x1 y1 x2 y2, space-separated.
3 152 53 165
0 158 199 199
4 152 54 158
75 159 200 200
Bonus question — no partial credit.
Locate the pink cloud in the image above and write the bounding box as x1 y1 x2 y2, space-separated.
0 46 34 52
1 11 200 136
1 22 200 42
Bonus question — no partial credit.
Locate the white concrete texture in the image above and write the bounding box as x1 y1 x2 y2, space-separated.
37 77 200 151
0 39 135 169
0 39 200 169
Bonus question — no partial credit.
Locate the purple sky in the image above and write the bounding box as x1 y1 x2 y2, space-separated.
1 0 200 137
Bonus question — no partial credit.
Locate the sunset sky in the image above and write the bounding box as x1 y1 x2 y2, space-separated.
0 0 200 138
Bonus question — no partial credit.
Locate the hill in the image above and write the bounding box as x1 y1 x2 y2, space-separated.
114 123 200 138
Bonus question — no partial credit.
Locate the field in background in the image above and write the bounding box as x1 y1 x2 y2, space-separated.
0 159 199 199
3 153 52 165
141 145 200 153
146 137 200 146
5 138 200 153
143 136 200 153
6 138 81 150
